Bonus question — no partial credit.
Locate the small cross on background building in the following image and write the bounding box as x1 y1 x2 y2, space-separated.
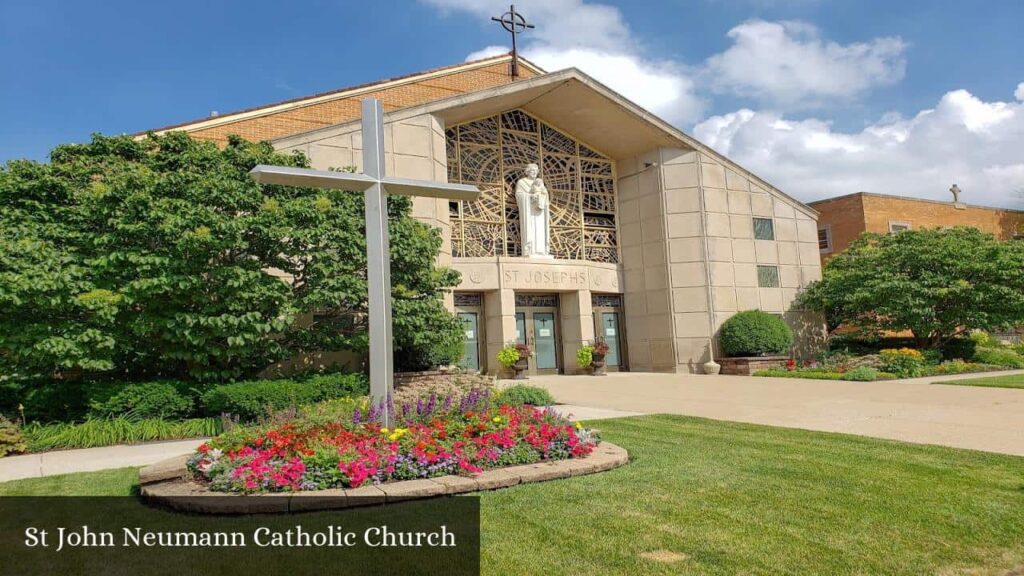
249 99 480 425
491 4 534 78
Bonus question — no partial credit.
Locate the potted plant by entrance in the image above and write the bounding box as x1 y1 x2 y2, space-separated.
513 342 531 379
576 343 594 374
591 338 610 376
497 342 531 380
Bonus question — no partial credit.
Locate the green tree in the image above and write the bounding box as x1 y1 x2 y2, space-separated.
0 133 463 380
798 227 1024 348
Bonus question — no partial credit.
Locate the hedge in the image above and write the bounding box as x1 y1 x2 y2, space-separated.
200 373 369 421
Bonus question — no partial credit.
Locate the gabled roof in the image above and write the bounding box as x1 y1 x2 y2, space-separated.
274 67 818 218
142 53 545 144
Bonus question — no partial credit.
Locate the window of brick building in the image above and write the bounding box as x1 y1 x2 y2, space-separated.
817 225 832 253
757 265 780 287
753 217 775 240
889 221 912 233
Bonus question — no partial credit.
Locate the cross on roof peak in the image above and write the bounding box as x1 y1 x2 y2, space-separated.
491 4 534 78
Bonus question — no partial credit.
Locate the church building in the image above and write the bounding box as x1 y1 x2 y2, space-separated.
149 54 824 374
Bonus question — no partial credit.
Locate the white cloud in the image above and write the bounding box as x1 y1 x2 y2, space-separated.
693 86 1024 209
1015 82 1024 102
702 20 906 109
424 0 705 124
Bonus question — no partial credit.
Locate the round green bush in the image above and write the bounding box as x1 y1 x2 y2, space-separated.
496 385 555 407
719 310 793 357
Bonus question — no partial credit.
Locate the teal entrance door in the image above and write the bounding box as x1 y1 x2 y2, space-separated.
532 312 557 370
458 312 480 371
600 312 621 367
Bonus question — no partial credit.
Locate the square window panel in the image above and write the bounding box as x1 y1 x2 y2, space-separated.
757 265 780 288
753 217 775 240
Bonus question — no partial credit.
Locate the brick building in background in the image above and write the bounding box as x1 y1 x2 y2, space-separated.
809 190 1024 265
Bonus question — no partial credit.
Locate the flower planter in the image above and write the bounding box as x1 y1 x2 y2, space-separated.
513 358 529 379
719 355 789 376
591 352 607 376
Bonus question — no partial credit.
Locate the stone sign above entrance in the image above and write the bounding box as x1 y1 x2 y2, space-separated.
453 257 621 293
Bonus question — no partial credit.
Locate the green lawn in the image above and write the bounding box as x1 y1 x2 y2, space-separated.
2 415 1023 575
935 373 1024 389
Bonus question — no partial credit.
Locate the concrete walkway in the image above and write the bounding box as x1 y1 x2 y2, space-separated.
0 439 206 483
525 370 1024 457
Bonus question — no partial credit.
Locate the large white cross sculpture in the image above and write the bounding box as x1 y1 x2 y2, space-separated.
249 98 480 426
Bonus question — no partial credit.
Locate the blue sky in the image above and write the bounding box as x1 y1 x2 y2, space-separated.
2 0 1023 207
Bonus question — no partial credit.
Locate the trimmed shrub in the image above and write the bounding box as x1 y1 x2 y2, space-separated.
201 373 368 421
841 366 879 381
972 347 1024 369
720 310 793 357
88 381 193 420
497 385 555 407
0 415 28 457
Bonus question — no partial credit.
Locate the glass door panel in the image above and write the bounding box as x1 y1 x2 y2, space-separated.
458 312 479 371
600 312 620 367
515 313 526 346
533 312 557 370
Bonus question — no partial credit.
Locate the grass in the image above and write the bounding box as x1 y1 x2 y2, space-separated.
934 373 1024 390
0 466 140 496
2 415 1023 575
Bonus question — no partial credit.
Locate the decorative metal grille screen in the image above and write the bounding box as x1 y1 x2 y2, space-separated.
591 294 623 308
446 109 618 262
453 292 483 307
515 294 559 308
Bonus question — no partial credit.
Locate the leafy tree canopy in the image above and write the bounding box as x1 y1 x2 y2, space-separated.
0 133 463 381
798 227 1024 348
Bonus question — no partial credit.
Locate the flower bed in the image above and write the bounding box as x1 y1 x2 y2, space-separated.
187 390 598 493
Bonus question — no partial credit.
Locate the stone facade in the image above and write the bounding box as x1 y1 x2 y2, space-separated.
617 148 823 372
811 192 1024 264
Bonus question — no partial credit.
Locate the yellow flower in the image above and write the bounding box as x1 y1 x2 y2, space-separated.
492 416 502 423
575 421 585 430
380 427 389 434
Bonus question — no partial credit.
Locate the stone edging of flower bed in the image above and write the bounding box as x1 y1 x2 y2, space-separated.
139 442 628 514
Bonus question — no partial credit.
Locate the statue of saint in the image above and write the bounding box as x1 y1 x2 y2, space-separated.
515 163 551 257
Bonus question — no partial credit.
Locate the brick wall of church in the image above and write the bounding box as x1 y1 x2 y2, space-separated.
182 61 536 146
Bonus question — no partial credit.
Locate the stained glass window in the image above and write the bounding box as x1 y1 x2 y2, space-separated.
446 109 618 262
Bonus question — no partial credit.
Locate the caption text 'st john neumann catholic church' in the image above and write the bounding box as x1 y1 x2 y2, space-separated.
149 52 824 375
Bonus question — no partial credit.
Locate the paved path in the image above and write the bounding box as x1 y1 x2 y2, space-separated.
524 370 1024 457
0 439 206 483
